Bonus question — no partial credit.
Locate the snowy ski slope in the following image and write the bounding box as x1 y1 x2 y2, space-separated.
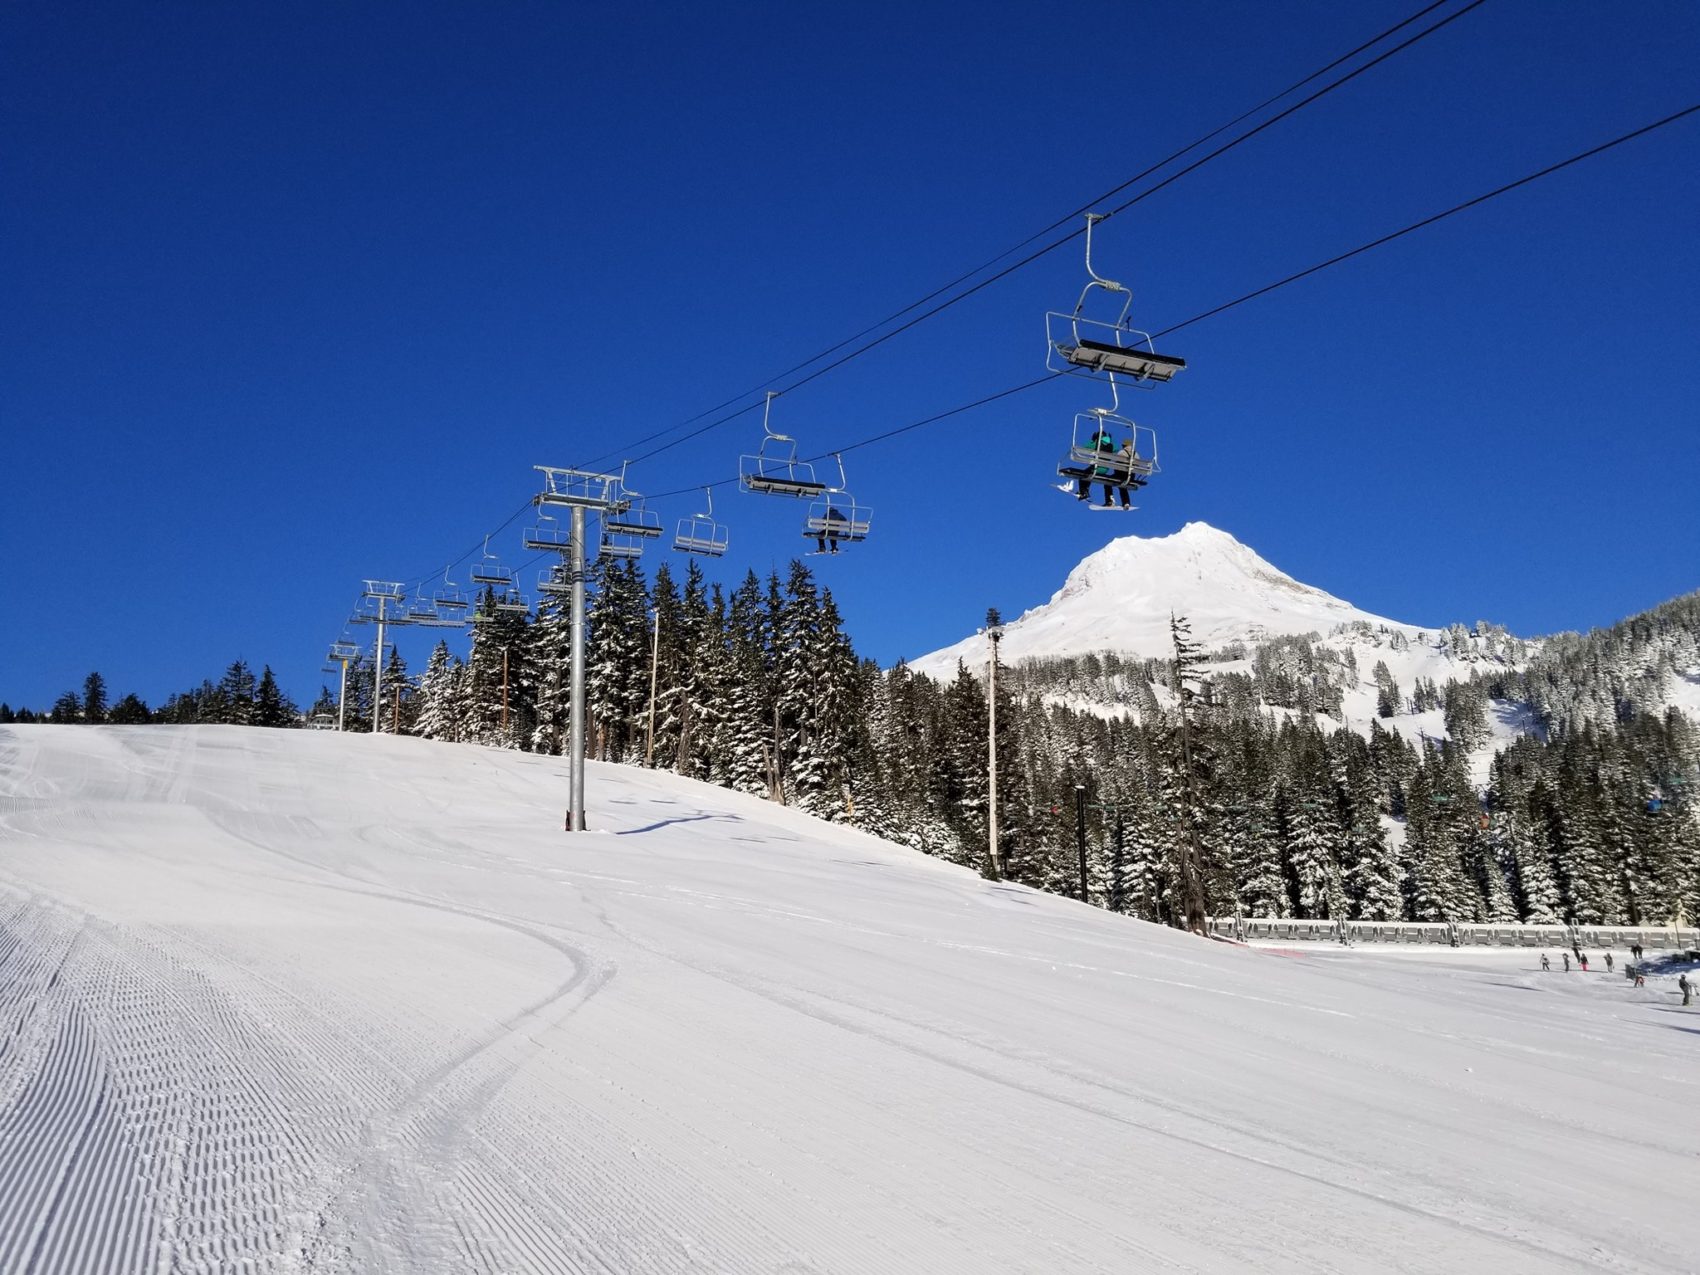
1 725 1696 1273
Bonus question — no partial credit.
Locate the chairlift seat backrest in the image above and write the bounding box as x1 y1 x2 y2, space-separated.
1068 444 1156 479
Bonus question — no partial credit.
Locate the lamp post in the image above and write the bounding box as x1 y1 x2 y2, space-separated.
1075 783 1089 903
985 608 1004 880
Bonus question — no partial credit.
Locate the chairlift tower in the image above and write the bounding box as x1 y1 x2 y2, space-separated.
352 581 412 734
534 466 630 831
328 640 360 731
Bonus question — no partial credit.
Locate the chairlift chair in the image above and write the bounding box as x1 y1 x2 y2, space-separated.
674 487 729 557
603 497 662 538
522 514 572 554
537 565 572 596
1045 214 1186 384
433 569 469 612
1057 405 1159 498
802 455 871 553
470 537 516 586
738 391 827 498
600 531 644 560
329 641 360 662
493 590 531 614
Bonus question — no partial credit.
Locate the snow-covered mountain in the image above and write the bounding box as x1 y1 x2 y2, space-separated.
911 521 1428 676
909 522 1545 759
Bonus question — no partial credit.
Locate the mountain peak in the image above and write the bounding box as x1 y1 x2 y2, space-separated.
910 523 1421 675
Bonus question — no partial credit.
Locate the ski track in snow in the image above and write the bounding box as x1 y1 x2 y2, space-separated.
2 725 1698 1273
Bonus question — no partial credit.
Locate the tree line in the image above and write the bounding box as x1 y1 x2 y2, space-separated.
2 661 297 728
7 563 1696 930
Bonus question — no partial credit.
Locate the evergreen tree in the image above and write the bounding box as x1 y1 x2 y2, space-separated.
219 660 258 725
254 666 295 727
107 692 151 724
1166 614 1211 931
82 671 108 723
415 641 463 743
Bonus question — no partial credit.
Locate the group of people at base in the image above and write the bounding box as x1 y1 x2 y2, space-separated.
1540 944 1695 1003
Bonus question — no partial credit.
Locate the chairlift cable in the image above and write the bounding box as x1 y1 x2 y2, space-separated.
373 0 1487 596
581 0 1483 473
375 9 1700 613
647 100 1699 496
1148 101 1700 340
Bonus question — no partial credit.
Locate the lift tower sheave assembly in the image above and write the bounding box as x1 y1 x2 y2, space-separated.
534 466 629 832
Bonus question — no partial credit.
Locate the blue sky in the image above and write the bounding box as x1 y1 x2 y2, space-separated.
3 0 1697 710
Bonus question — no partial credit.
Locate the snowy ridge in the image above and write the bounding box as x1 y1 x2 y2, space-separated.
2 724 1698 1272
910 522 1426 677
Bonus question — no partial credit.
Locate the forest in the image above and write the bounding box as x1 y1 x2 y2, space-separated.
9 563 1698 929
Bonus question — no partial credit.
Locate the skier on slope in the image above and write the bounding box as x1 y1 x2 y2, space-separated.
1562 952 1571 972
1540 953 1551 971
1605 952 1613 973
1681 973 1693 1006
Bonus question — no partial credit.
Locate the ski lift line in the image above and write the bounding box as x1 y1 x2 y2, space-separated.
1148 100 1700 342
641 103 1700 504
747 0 1492 405
366 0 1484 595
614 0 1485 480
376 12 1687 613
646 373 1062 502
573 0 1468 474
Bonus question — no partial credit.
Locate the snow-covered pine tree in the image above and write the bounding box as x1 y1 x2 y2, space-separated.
218 661 257 725
643 563 688 769
585 557 650 762
414 640 463 742
721 571 776 797
1166 613 1211 932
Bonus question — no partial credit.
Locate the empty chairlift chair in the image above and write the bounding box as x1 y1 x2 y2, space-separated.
674 487 729 557
470 537 517 587
522 515 572 554
739 391 827 498
1045 213 1186 384
433 567 469 613
603 489 663 540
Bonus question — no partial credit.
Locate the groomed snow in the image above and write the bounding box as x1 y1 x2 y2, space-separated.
2 725 1697 1273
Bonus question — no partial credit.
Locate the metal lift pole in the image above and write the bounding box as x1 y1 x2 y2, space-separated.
986 622 1003 881
372 596 386 735
534 465 627 832
569 504 588 831
337 658 348 732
